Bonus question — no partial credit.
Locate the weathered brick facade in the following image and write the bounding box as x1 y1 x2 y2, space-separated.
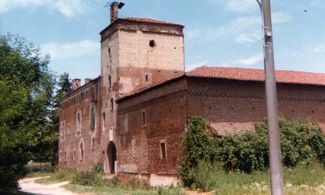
58 3 325 186
115 76 325 179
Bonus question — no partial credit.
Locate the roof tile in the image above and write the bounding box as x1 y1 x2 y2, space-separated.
187 66 325 86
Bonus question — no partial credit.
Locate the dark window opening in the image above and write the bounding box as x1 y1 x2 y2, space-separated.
92 138 95 149
149 40 156 47
145 74 149 82
160 142 166 160
103 112 106 123
90 106 96 130
111 98 114 111
80 143 84 161
108 75 112 88
142 111 146 126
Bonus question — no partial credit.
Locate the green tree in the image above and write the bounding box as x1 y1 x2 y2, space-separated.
0 34 56 193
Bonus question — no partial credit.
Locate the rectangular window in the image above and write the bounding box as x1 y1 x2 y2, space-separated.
92 138 95 150
142 110 146 126
111 98 114 111
160 142 167 160
73 151 76 161
108 75 111 88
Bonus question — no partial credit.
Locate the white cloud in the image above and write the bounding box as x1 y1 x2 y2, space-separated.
186 29 201 41
55 0 87 18
0 0 89 17
41 40 99 60
235 53 263 66
313 44 325 53
272 12 291 24
202 11 290 44
0 0 44 13
186 61 206 71
235 32 260 43
225 0 259 13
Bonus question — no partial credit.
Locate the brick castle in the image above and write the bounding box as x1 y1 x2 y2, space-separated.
58 2 325 186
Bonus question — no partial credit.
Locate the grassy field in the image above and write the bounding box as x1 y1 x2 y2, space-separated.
26 163 325 195
203 163 325 194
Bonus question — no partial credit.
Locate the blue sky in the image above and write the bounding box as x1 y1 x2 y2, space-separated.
1 0 325 81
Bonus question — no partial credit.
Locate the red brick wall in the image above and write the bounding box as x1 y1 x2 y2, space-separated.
117 78 187 175
187 77 325 134
59 78 102 171
60 75 325 175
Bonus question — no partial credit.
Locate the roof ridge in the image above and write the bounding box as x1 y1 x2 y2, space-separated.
186 66 325 86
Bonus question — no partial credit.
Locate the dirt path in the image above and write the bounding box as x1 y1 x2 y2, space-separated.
19 177 79 195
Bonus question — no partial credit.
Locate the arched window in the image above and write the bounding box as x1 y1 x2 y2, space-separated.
76 109 82 133
90 104 96 130
102 112 106 130
79 142 84 161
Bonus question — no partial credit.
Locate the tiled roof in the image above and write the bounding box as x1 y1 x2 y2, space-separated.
187 66 325 86
121 17 183 27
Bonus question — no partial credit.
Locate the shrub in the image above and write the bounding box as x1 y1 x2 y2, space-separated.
193 161 215 191
180 116 211 187
181 116 325 188
92 162 104 174
72 171 104 186
52 169 73 181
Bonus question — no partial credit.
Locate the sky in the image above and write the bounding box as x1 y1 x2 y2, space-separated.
1 0 325 81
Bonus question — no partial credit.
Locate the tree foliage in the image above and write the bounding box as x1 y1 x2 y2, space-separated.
180 116 211 187
0 34 62 193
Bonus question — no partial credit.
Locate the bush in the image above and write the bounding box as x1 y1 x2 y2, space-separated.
180 116 211 187
180 116 325 189
92 162 104 174
72 171 104 186
193 161 215 191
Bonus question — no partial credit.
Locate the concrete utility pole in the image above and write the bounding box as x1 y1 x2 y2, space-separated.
257 0 284 194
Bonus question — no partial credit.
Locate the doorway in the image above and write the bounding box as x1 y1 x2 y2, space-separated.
107 142 117 174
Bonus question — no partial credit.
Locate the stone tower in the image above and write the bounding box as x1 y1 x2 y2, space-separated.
99 2 185 173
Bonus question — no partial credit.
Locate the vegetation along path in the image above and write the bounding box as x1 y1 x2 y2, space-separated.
19 177 80 195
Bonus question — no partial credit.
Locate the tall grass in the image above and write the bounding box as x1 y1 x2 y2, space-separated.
190 161 325 194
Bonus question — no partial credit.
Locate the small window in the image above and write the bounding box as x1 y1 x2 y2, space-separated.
76 110 82 133
149 40 156 47
73 151 76 161
145 74 149 82
103 112 106 129
160 142 167 160
80 142 84 161
67 124 70 135
142 110 146 126
108 75 112 88
90 105 96 130
111 98 114 111
92 138 95 150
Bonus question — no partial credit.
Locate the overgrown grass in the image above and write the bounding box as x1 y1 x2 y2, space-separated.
65 184 183 195
35 169 75 184
191 162 325 194
27 162 325 194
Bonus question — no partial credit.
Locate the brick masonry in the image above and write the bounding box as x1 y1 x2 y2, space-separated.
58 12 325 185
